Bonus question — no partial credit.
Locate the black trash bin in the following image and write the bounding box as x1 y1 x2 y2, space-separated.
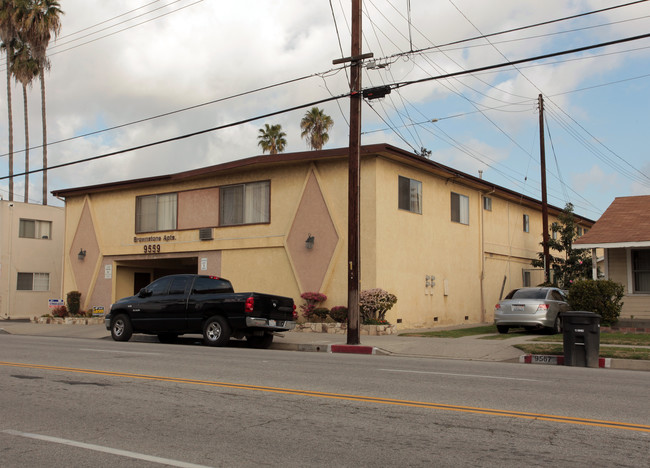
562 311 600 368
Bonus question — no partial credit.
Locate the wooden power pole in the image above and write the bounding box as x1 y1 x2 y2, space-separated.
346 0 363 345
332 1 373 345
538 94 550 283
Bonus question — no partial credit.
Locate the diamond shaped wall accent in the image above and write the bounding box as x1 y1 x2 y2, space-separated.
69 200 100 298
286 170 339 293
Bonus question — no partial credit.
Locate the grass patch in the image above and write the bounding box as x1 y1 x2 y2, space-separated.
399 325 498 338
532 332 650 346
515 343 650 360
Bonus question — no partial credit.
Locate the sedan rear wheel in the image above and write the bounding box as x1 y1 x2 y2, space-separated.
496 325 509 334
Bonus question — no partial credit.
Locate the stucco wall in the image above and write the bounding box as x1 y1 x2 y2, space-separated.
0 201 64 319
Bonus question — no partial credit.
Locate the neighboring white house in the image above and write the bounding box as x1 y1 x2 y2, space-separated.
0 200 65 319
574 195 650 322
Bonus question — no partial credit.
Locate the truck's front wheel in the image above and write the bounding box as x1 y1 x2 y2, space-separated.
111 314 133 342
203 316 230 347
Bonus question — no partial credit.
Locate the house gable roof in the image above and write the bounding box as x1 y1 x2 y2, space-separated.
574 195 650 249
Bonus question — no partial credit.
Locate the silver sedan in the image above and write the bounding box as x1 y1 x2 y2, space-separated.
494 287 569 334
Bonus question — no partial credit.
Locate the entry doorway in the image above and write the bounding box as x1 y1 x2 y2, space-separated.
134 272 151 295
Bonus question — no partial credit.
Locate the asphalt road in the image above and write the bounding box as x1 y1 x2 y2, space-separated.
1 335 649 467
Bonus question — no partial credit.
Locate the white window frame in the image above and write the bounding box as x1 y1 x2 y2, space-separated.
19 219 52 239
219 181 270 226
629 248 650 294
450 192 469 225
135 193 178 233
398 176 422 214
17 272 50 291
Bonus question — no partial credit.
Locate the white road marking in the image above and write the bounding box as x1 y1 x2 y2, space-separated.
378 368 541 382
79 348 161 355
2 430 212 468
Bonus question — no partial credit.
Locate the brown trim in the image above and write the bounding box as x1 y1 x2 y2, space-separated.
52 143 595 225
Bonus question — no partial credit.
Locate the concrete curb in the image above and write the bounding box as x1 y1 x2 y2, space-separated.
519 354 650 371
272 342 389 355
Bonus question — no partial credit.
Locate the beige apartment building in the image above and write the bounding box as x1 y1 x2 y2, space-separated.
52 144 594 329
0 200 65 319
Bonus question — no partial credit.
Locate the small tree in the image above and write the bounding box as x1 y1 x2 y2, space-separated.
66 290 81 316
299 292 327 321
359 288 397 324
531 203 591 287
568 279 624 325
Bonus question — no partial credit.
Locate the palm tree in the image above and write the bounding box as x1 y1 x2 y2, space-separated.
257 124 287 155
0 0 18 201
300 107 333 151
10 37 38 202
19 0 62 205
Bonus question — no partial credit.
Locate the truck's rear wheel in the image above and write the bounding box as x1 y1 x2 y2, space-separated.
203 316 230 347
246 333 274 349
111 314 133 342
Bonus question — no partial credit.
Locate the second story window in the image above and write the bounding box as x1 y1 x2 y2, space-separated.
220 181 270 226
136 193 177 233
398 176 422 214
483 197 492 211
450 192 469 225
523 214 530 233
19 219 51 239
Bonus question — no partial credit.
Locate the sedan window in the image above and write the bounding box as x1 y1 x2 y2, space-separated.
510 289 547 300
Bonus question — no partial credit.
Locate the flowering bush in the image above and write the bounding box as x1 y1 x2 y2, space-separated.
52 306 68 318
300 292 327 321
329 306 348 323
359 288 397 324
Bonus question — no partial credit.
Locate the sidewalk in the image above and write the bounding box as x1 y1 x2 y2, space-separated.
1 320 648 371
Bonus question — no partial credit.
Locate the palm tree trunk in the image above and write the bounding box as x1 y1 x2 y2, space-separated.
6 60 14 201
22 84 28 203
40 68 47 205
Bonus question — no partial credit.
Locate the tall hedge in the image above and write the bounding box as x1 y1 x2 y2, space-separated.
568 280 624 325
66 291 82 316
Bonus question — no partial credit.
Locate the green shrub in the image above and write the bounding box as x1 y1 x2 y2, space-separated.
329 306 348 323
312 307 330 321
568 279 624 325
66 291 82 316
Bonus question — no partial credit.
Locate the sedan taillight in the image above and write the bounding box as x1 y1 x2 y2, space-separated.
292 304 297 320
537 304 549 311
494 303 501 310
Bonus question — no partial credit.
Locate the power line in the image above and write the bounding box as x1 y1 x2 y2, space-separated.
0 94 347 181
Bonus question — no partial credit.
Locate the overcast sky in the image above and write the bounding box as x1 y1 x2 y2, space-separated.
1 0 649 219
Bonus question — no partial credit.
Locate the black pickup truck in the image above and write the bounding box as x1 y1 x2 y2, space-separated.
105 274 296 348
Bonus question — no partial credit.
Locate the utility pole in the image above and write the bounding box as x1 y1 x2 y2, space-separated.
539 94 550 283
346 0 362 345
332 0 372 345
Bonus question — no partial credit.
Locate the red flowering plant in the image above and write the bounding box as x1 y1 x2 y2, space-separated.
300 292 327 321
52 306 68 318
359 288 397 325
329 306 348 323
